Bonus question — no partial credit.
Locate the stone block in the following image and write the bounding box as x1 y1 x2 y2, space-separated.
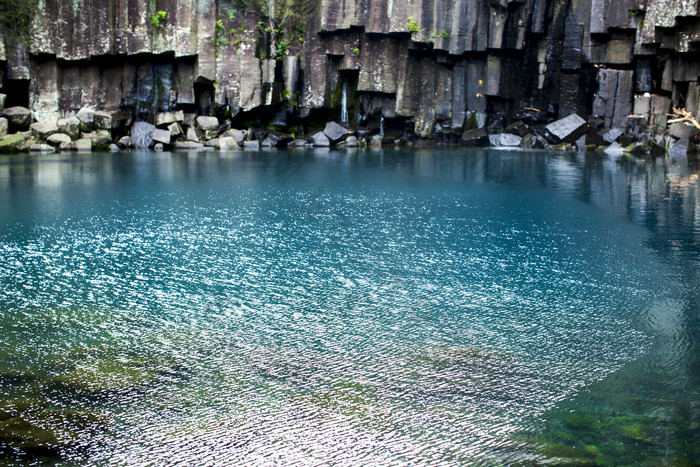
74 139 92 152
187 127 201 142
461 128 489 147
505 120 528 137
604 142 624 156
58 117 81 140
168 122 183 137
0 118 7 138
633 95 651 116
151 129 171 145
669 123 698 140
93 111 113 130
118 136 133 148
0 133 27 152
0 94 5 113
338 136 358 147
546 114 588 143
243 140 260 150
602 128 624 144
215 137 238 149
668 138 690 159
223 129 246 146
30 122 59 140
29 144 55 153
519 133 547 150
156 111 185 127
604 40 634 65
312 132 330 147
174 141 205 150
196 116 219 132
3 107 32 130
76 107 95 132
46 133 72 146
323 121 350 143
488 133 522 147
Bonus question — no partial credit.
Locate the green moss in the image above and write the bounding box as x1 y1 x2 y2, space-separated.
0 133 28 153
465 112 479 131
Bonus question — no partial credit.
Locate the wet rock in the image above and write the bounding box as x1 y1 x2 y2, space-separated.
519 133 546 149
46 133 72 147
174 141 205 150
3 107 32 130
546 114 588 143
338 135 359 147
489 133 522 147
168 122 183 137
575 136 588 152
196 116 219 139
118 136 132 149
370 135 383 149
312 131 330 147
154 143 164 151
461 128 489 147
505 120 528 137
548 143 576 152
223 129 246 146
669 123 698 140
602 128 624 144
93 111 113 130
74 139 92 152
151 129 171 145
186 127 201 142
214 136 238 149
30 122 59 140
58 117 80 141
76 107 95 132
604 142 624 156
109 144 119 152
668 138 691 158
156 110 184 127
243 140 260 150
266 132 294 147
323 121 350 143
29 144 55 153
0 118 7 138
0 133 28 152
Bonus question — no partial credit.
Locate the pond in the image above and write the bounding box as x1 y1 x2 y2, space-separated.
0 149 698 465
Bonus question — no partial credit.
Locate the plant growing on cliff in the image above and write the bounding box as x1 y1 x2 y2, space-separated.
3 0 38 46
407 17 421 32
353 48 360 56
151 10 166 28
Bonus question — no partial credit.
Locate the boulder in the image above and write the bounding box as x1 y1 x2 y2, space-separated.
604 142 624 156
489 133 522 147
0 133 27 152
76 107 95 132
266 131 294 147
519 133 546 149
291 139 309 148
0 118 7 138
370 134 383 149
156 110 184 127
669 123 697 140
151 129 171 145
46 133 72 147
338 135 359 147
118 136 133 149
186 127 201 142
93 111 113 130
30 121 59 140
668 138 691 159
545 114 588 143
196 116 219 132
243 140 260 150
204 138 218 147
505 120 528 137
214 136 237 149
323 121 350 143
74 139 92 152
223 129 246 146
260 137 273 148
174 141 205 150
109 144 119 152
3 107 32 130
461 128 489 147
154 143 164 151
29 144 55 153
168 122 183 137
58 117 81 140
312 131 330 147
602 128 624 144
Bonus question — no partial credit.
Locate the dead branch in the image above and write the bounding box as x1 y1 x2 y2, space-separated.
668 107 700 130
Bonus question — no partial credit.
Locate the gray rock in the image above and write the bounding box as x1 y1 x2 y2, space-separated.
186 127 200 142
0 118 7 138
488 133 522 147
74 139 92 152
151 129 171 145
109 144 119 152
183 113 196 128
462 128 489 147
668 138 690 159
338 135 358 147
196 116 219 131
0 94 5 113
174 141 205 150
204 138 218 147
3 107 32 130
505 120 528 137
243 140 260 150
260 137 273 148
76 107 95 132
118 136 133 148
58 117 81 140
575 136 587 152
669 123 697 140
223 129 246 145
154 143 164 151
214 136 238 149
168 122 183 137
156 111 184 127
546 114 587 143
291 139 309 148
29 144 55 153
602 128 624 144
519 133 546 149
323 121 350 143
312 132 330 147
370 135 383 149
46 133 72 146
93 111 113 130
30 121 59 140
604 142 624 156
93 135 113 146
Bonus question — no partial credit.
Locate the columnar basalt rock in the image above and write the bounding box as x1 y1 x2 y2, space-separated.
0 0 698 153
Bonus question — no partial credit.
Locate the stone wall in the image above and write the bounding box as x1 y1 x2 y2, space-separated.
1 0 699 138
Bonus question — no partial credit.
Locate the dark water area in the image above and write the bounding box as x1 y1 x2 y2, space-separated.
0 149 698 465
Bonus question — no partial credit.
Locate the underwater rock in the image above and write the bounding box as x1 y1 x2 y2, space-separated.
0 410 106 451
54 358 154 393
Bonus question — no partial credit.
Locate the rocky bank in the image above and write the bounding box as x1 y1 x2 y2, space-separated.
0 0 699 154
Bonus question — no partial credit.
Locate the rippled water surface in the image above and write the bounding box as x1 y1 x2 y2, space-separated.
0 150 698 465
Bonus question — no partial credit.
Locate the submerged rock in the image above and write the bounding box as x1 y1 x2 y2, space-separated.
0 410 106 451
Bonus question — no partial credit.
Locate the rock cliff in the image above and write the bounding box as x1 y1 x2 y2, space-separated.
1 0 699 141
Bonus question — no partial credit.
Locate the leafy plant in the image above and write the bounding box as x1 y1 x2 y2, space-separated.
151 10 166 28
352 48 360 55
407 17 421 32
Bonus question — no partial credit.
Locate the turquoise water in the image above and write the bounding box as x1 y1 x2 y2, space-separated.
0 150 698 465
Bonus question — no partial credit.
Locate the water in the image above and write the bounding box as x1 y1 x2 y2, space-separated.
340 79 349 124
0 150 698 465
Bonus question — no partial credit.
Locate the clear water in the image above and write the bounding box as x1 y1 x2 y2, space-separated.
0 150 698 465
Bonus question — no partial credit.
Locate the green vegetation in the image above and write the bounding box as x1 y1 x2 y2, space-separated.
431 28 451 38
1 0 38 46
150 10 167 28
407 17 421 32
352 47 360 55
